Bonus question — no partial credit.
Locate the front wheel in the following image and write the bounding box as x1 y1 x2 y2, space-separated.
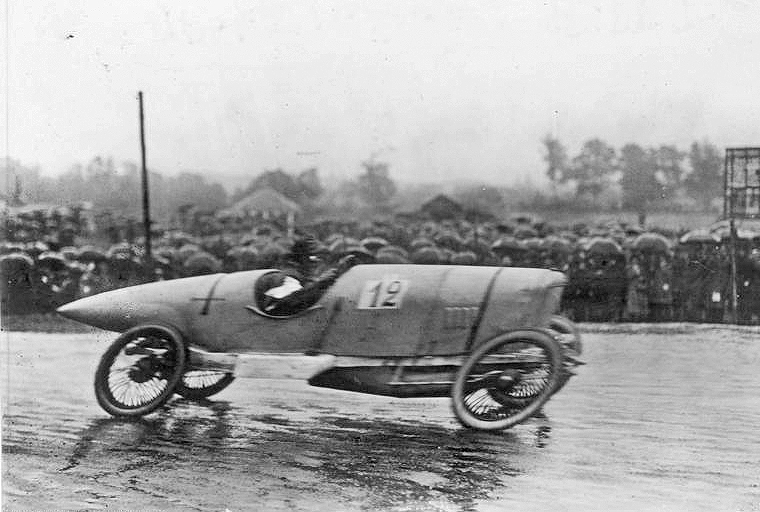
451 330 562 431
94 325 186 417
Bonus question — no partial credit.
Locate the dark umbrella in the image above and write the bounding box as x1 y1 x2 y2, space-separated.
37 252 69 272
584 237 623 256
375 251 409 264
360 236 389 253
177 243 203 262
490 236 525 256
409 237 435 252
544 236 573 255
450 250 478 265
411 246 443 264
631 232 672 253
376 245 409 260
24 241 50 258
434 232 464 252
184 252 223 276
679 229 720 245
328 237 361 254
0 252 35 272
513 226 538 239
712 226 757 242
77 246 108 263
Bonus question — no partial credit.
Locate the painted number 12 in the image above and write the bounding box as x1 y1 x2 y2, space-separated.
357 278 408 309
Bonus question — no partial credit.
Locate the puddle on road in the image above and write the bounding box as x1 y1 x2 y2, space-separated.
6 397 549 511
4 330 760 511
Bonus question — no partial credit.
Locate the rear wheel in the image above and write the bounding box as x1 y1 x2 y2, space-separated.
451 330 562 431
548 315 582 356
175 370 235 399
548 315 581 394
94 325 186 417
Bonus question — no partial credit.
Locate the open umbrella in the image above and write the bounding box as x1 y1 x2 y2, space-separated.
513 226 539 239
375 251 409 264
411 246 444 265
584 237 623 256
631 232 672 253
37 252 69 272
434 232 464 252
490 236 525 256
376 245 409 260
450 250 478 265
360 236 389 253
184 252 222 276
409 237 435 251
679 229 720 245
77 245 108 263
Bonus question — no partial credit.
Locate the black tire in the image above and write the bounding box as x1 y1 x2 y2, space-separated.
175 371 235 400
547 315 581 394
94 324 186 417
548 315 582 356
451 330 563 431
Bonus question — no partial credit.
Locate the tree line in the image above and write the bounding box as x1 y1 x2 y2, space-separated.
2 136 727 225
542 136 724 214
1 156 400 222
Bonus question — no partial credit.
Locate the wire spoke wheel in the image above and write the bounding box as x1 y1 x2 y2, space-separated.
175 370 235 400
451 330 562 431
94 325 186 417
547 315 582 394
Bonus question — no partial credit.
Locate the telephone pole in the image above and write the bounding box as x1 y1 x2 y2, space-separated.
138 91 153 277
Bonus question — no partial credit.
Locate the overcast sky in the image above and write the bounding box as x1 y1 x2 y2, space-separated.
3 0 760 186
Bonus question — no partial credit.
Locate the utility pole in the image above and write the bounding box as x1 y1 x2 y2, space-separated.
138 91 153 278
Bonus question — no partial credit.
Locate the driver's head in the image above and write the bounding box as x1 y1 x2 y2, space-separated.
288 235 321 270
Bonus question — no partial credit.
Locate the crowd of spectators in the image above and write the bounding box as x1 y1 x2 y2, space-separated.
2 205 759 324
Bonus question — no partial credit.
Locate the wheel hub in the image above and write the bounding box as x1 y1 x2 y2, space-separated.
128 356 164 383
495 369 522 393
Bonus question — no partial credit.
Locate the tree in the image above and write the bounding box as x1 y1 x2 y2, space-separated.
167 172 228 214
237 168 324 206
248 169 301 200
296 167 324 202
652 145 686 198
454 185 504 218
57 164 86 204
357 160 396 212
619 143 660 224
564 138 618 204
541 135 568 193
684 141 723 211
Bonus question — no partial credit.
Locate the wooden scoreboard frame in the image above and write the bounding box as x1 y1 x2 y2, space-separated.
722 147 760 323
724 147 760 219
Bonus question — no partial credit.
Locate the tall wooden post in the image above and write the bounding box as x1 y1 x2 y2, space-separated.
138 91 153 277
725 151 737 324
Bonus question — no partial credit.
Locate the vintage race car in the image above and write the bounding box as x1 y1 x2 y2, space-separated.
57 264 583 431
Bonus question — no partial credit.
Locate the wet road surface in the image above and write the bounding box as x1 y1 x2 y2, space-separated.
3 325 760 511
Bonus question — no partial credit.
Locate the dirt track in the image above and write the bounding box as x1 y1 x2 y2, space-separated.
3 325 760 511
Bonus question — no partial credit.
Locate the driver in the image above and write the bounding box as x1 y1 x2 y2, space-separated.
258 235 355 316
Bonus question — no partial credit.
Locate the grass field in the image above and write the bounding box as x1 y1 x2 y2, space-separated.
1 313 99 333
522 210 721 232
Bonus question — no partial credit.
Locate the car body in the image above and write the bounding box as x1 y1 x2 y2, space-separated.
58 264 582 430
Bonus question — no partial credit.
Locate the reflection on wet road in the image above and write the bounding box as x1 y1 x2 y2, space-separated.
3 326 760 511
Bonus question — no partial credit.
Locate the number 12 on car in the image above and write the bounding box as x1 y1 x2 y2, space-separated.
357 277 409 309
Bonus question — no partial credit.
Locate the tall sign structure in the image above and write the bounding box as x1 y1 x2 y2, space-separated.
724 147 760 219
722 147 760 323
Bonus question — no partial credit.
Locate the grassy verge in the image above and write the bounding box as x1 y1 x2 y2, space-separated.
1 313 100 333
